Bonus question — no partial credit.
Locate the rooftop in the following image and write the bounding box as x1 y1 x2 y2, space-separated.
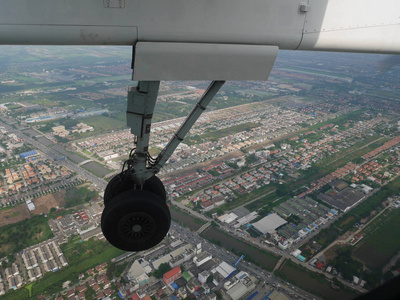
252 213 287 235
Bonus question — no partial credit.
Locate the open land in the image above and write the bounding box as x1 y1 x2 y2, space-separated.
31 191 66 215
354 208 400 269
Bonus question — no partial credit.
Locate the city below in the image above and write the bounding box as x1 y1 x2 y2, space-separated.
0 46 399 300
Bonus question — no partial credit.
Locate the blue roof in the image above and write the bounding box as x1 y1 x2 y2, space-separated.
171 283 179 290
19 150 38 158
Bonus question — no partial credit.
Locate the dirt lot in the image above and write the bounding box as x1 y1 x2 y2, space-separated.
339 216 356 228
31 190 66 215
0 205 31 227
324 245 341 263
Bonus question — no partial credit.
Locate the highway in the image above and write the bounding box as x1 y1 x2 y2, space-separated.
0 117 108 190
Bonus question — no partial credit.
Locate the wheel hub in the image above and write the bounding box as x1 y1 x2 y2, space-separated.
118 212 157 242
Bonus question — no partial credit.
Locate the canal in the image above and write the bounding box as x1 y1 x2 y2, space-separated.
170 206 358 299
170 207 279 271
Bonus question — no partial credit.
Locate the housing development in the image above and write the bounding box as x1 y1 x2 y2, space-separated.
0 46 399 300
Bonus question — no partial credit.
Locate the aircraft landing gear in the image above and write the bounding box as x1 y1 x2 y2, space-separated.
101 187 170 251
103 173 166 205
102 173 169 251
102 80 225 252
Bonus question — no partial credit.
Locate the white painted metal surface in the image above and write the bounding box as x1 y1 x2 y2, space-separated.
0 0 306 49
298 0 400 53
133 43 278 81
0 0 399 79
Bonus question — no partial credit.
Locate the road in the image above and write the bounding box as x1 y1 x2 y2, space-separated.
221 222 368 294
0 117 369 296
0 117 108 191
169 221 320 300
172 190 367 295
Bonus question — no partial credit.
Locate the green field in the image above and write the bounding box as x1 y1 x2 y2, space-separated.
82 161 110 178
65 185 99 208
354 208 400 269
0 215 53 258
81 115 127 132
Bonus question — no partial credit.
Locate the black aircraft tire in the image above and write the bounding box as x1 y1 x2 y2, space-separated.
104 174 166 205
101 189 171 251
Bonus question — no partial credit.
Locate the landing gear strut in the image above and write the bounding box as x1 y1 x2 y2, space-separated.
101 80 225 251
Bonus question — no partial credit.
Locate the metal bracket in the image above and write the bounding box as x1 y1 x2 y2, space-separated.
152 81 225 172
125 81 160 185
299 3 310 13
124 80 225 185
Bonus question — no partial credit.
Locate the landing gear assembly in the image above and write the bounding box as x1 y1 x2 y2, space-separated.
101 80 225 251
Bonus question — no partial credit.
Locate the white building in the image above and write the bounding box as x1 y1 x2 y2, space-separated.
193 251 212 267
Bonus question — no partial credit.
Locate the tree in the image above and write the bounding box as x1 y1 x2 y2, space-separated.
330 247 363 281
276 184 290 197
245 154 258 164
107 264 116 279
153 263 171 278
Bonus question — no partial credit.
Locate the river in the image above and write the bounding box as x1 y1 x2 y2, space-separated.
170 208 279 271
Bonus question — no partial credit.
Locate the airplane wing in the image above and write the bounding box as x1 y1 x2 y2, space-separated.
0 0 399 80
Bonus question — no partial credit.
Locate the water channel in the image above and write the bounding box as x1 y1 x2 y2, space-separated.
170 207 357 299
170 208 279 271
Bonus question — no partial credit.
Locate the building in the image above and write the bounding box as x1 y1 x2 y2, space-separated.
193 251 212 267
178 287 187 298
153 244 193 269
163 267 181 285
226 275 255 300
19 150 40 160
198 270 210 284
268 291 290 300
52 125 69 137
182 271 191 282
127 260 150 287
26 200 36 211
251 213 287 235
212 262 236 279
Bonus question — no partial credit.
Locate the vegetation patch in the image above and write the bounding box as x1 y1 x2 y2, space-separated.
0 214 53 258
313 227 340 250
65 185 98 208
275 260 359 300
330 247 363 281
81 161 110 178
81 115 127 133
353 208 400 269
0 287 29 300
25 283 34 297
